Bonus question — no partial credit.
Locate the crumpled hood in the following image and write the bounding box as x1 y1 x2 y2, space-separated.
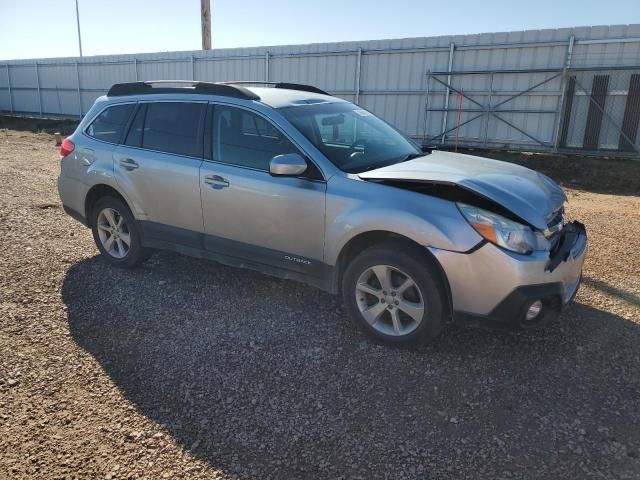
359 150 567 230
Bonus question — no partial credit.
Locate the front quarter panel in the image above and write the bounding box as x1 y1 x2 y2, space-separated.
324 176 483 265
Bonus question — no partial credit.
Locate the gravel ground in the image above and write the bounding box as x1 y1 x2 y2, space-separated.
1 126 639 480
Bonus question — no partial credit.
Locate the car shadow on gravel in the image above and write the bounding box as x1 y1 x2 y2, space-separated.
62 252 640 479
582 276 640 307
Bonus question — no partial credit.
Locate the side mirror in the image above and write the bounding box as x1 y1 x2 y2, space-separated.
269 153 308 177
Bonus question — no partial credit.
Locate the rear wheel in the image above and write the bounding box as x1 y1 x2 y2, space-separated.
91 196 151 268
342 243 447 346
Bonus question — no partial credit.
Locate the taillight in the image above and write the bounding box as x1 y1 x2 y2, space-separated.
60 138 75 157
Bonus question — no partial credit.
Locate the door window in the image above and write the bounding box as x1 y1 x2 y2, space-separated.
141 102 205 157
124 104 146 147
213 105 299 170
86 103 135 143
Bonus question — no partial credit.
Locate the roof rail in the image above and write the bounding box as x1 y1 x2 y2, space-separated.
219 81 331 96
106 80 260 100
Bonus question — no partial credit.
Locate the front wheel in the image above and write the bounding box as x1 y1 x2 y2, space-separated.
91 196 151 268
342 244 447 346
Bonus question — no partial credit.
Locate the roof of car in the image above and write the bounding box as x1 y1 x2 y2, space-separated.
104 81 347 109
247 87 346 109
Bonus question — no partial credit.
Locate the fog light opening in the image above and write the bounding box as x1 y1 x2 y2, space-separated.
525 300 543 322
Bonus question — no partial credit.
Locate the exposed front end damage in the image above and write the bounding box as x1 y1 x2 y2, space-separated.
362 178 587 329
428 219 586 329
364 179 535 228
359 151 588 329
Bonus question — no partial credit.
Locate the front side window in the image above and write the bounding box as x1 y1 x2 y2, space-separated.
86 103 135 143
279 102 422 173
213 105 300 170
142 102 205 157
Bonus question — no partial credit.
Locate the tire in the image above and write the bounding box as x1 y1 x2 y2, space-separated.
90 196 151 268
342 242 447 347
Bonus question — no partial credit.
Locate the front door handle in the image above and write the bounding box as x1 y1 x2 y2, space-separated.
204 175 230 189
119 158 139 171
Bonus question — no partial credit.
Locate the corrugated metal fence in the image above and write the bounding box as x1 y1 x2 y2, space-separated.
1 24 639 156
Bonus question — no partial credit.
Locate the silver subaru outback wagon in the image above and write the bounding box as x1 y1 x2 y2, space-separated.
58 80 587 346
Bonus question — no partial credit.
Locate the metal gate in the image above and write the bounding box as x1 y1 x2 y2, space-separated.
424 66 640 157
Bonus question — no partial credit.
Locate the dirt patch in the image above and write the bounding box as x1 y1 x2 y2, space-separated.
1 129 639 479
0 114 79 135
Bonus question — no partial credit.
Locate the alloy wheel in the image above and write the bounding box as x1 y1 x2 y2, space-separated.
355 264 425 336
96 207 131 259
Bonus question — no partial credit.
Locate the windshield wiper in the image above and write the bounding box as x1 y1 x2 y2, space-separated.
358 161 396 172
399 152 426 162
355 152 426 173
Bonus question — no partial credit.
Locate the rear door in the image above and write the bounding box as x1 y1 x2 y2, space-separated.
199 103 326 276
113 101 206 246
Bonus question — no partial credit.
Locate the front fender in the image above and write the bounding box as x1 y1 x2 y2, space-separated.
324 176 483 265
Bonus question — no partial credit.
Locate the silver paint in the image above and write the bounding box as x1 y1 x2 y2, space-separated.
359 150 567 230
58 88 588 318
269 153 308 176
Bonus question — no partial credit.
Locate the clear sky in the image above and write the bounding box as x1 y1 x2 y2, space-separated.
0 0 638 60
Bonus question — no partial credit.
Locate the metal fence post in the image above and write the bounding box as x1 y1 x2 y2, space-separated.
134 58 139 80
6 64 13 113
553 35 575 150
35 63 43 116
566 35 575 68
423 70 431 144
265 52 270 81
355 47 362 104
55 86 62 113
440 42 456 143
191 55 196 80
75 62 82 118
483 72 494 147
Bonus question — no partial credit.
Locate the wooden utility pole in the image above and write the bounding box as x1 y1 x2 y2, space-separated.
201 0 211 50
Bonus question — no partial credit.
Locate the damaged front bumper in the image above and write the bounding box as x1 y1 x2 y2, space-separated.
429 221 587 329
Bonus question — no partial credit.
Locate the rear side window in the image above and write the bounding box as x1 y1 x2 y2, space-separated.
86 104 135 143
142 102 205 157
213 105 299 170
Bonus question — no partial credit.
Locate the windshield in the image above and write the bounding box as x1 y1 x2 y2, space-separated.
279 102 423 173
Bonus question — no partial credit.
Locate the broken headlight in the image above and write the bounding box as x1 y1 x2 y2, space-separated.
457 203 548 254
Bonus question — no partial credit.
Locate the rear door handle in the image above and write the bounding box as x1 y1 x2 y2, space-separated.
204 174 230 189
119 158 139 171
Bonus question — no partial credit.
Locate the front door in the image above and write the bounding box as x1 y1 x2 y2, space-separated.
199 103 326 277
